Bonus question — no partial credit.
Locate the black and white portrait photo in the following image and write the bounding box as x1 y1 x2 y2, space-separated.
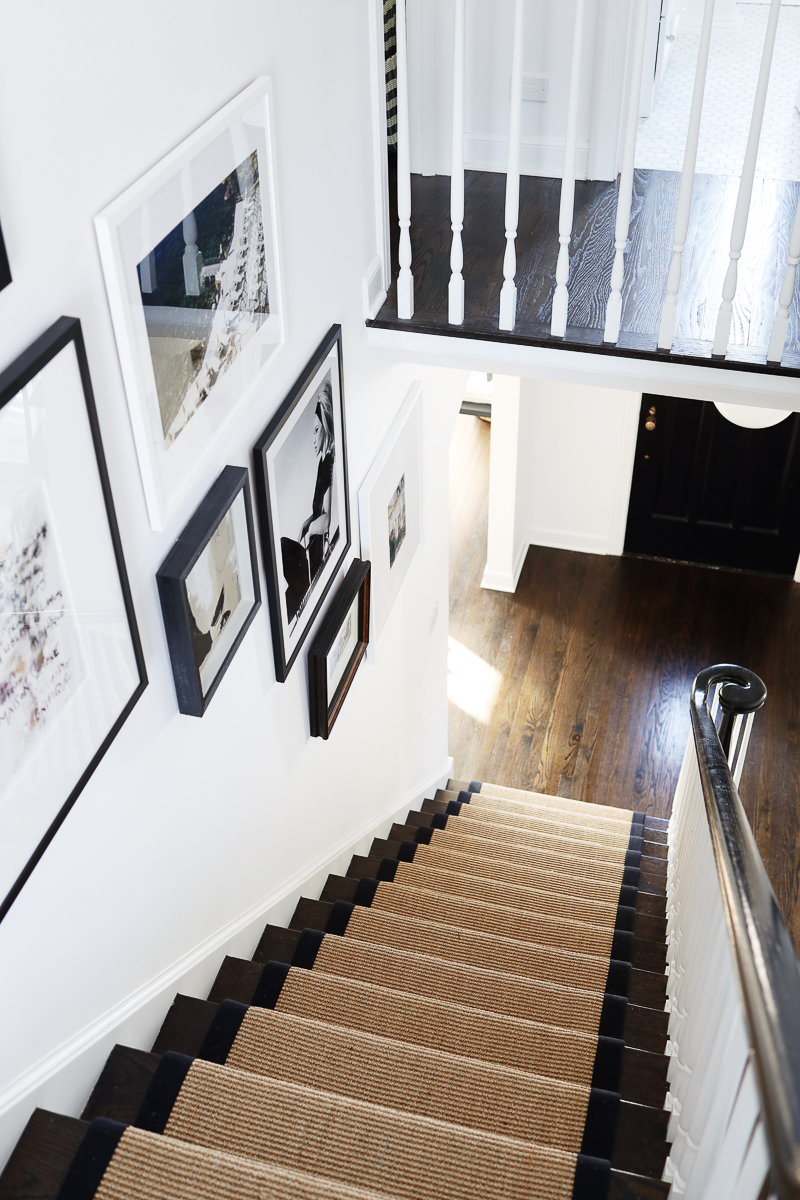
388 474 406 568
157 466 261 716
254 326 350 682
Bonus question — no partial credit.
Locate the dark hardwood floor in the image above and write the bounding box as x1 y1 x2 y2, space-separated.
373 164 800 377
448 413 800 948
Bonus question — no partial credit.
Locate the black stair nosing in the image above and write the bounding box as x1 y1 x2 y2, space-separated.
0 1109 88 1200
77 1040 667 1183
81 1045 162 1126
608 1168 671 1200
152 994 220 1058
354 848 667 910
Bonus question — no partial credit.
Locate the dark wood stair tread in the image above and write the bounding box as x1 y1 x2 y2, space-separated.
0 1110 86 1200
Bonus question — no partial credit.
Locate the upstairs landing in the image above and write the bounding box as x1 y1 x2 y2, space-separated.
371 167 800 385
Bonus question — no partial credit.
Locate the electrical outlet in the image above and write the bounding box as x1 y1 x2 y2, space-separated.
429 599 439 636
521 75 548 102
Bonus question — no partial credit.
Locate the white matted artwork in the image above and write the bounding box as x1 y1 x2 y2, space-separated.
0 318 146 922
358 381 423 662
95 77 284 530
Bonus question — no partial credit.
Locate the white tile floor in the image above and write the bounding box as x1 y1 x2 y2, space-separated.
635 3 800 180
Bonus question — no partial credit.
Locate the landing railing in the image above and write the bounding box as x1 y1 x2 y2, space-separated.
667 664 800 1199
390 0 800 366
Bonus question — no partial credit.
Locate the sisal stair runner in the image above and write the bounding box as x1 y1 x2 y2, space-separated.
0 779 671 1200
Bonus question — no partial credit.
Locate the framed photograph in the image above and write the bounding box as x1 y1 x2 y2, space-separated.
0 317 147 923
0 216 10 292
157 465 261 717
358 381 423 662
253 325 350 682
95 77 284 530
308 558 370 738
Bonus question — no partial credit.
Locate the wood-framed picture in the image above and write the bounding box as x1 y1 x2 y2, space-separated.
358 380 423 662
308 558 370 738
0 317 147 923
157 465 261 717
253 325 351 682
0 216 10 292
95 77 284 531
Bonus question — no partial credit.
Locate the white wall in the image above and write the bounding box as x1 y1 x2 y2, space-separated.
0 0 465 1167
481 377 641 591
407 0 635 180
518 379 641 556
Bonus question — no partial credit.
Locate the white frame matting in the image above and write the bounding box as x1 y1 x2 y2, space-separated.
95 77 285 530
358 380 423 663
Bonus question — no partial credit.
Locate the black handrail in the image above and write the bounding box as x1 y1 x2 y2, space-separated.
691 665 800 1200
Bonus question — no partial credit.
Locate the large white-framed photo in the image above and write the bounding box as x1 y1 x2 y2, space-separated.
253 326 350 683
0 318 147 923
95 77 284 530
358 381 423 663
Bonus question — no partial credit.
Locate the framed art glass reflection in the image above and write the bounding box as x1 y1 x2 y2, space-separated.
157 465 261 717
0 318 147 922
95 77 284 530
253 325 350 682
308 558 370 738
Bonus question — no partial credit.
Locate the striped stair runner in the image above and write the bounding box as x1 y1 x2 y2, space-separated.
0 779 670 1200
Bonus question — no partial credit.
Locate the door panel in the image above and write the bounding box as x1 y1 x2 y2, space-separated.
624 394 800 575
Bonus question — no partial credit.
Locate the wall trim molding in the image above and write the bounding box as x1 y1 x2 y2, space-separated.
0 757 453 1126
527 525 611 557
464 132 589 179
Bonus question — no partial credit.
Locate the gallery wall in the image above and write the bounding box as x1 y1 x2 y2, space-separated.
0 0 465 1165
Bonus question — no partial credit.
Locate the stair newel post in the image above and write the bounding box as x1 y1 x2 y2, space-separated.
767 195 800 364
657 0 716 351
498 0 524 332
449 0 466 325
603 0 649 345
712 0 782 357
395 0 414 320
550 0 585 340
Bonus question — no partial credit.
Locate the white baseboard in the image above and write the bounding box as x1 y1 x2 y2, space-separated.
464 133 589 180
0 756 454 1170
363 255 387 320
480 537 528 593
527 526 611 557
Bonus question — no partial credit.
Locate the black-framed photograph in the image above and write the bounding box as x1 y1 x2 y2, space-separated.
0 216 10 292
0 317 147 923
157 465 261 717
308 559 370 739
253 324 350 682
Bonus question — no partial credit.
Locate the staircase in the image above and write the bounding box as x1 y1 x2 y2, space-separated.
0 778 673 1200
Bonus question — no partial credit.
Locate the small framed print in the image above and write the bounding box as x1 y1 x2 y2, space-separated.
157 465 261 716
253 325 351 682
96 77 284 530
358 380 423 662
0 317 147 923
0 216 10 292
308 559 370 738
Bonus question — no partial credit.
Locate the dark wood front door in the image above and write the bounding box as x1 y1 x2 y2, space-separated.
624 394 800 575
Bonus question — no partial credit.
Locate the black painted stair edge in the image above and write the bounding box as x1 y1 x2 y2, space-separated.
78 1043 668 1181
286 894 668 976
430 790 670 847
151 990 668 1110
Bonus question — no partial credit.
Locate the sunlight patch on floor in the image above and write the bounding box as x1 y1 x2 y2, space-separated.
447 637 501 723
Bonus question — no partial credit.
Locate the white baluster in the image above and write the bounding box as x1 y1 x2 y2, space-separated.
449 0 466 325
712 0 782 356
767 191 800 362
604 0 649 344
395 0 414 320
499 0 524 332
658 0 716 350
551 0 585 339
